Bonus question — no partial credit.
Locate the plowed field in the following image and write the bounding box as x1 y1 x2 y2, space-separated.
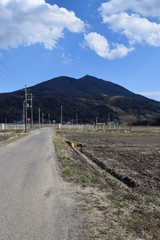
67 132 160 192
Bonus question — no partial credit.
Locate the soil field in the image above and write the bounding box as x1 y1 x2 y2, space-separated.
0 130 26 145
0 131 17 142
66 132 160 192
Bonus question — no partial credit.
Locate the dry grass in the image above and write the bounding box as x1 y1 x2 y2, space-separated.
0 130 27 145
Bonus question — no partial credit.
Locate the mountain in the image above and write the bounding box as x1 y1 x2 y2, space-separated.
0 75 160 125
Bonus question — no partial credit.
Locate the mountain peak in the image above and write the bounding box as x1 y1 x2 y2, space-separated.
79 75 98 80
0 75 159 124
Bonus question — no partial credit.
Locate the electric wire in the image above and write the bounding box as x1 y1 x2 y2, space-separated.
0 59 22 87
0 59 23 92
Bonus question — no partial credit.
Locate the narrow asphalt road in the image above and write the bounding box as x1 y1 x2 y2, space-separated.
0 128 85 240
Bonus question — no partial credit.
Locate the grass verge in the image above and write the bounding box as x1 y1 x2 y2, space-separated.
53 130 106 188
0 130 28 146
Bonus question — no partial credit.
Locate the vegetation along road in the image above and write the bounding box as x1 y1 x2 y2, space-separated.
0 128 85 240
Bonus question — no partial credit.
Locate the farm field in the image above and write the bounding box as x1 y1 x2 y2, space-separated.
0 130 26 145
66 131 160 192
55 129 160 239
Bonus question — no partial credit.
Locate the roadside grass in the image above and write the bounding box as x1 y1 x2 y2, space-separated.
53 130 106 188
53 129 160 240
0 130 28 146
123 208 160 239
108 187 160 239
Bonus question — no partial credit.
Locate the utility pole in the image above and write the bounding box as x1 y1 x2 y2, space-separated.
60 105 63 125
146 113 151 127
23 100 25 124
96 117 98 125
42 113 44 126
39 108 41 128
31 93 33 129
48 113 50 123
27 92 33 129
25 85 27 133
76 114 78 124
108 113 110 123
96 117 98 130
24 86 33 132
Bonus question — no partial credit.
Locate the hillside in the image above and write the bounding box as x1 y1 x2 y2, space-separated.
0 75 160 125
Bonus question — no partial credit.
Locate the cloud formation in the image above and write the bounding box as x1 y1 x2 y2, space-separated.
84 32 134 60
100 0 160 18
100 0 160 47
0 0 85 50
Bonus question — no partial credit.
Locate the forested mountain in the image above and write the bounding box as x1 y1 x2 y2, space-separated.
0 75 160 125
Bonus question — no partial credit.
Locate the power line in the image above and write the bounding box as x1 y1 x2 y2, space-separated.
0 59 22 91
0 70 20 91
0 60 21 86
0 72 23 97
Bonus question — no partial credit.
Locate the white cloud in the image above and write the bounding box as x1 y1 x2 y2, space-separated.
100 0 160 18
100 0 160 47
61 53 71 64
139 91 160 101
103 13 160 46
84 32 134 60
0 0 85 50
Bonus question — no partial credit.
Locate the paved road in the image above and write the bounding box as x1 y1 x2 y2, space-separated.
0 128 84 240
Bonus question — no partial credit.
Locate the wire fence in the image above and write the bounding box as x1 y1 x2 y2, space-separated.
0 124 30 131
0 123 160 132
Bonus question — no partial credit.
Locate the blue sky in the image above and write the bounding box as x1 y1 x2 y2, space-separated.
0 0 160 101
